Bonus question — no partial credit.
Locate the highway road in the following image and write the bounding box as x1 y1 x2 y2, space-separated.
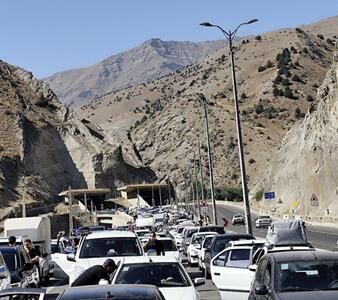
215 202 338 250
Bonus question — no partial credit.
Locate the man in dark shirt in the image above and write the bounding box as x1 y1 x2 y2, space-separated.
71 258 117 287
143 231 165 256
23 239 41 268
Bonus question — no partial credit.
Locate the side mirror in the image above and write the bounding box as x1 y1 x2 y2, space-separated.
23 262 34 271
255 284 268 295
67 253 76 262
249 264 257 272
194 277 205 287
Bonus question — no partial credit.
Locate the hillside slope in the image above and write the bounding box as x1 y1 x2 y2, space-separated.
254 51 338 217
78 24 336 195
0 61 155 217
44 39 224 107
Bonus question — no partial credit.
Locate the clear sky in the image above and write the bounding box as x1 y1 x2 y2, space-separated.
1 0 337 78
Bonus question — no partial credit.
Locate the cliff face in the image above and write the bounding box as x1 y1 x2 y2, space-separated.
255 51 338 216
0 61 156 216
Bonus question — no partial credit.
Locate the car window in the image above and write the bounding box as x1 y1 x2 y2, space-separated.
226 249 251 268
115 263 191 287
213 251 229 267
187 229 198 238
2 253 17 271
161 240 177 251
79 238 142 258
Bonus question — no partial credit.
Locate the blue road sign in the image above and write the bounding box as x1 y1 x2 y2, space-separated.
264 192 275 199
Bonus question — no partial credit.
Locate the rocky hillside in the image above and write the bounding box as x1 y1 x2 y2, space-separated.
0 61 155 217
44 39 224 107
77 21 337 196
254 51 338 217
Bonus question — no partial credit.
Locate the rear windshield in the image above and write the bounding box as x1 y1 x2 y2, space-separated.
115 263 190 287
161 240 178 251
80 238 142 258
214 236 253 253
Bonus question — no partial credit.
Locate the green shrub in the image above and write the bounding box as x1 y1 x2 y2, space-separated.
216 186 243 201
255 189 264 201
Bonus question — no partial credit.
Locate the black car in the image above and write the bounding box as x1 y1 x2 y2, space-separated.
0 288 45 300
199 225 225 234
56 284 166 300
204 233 254 279
0 246 40 288
249 249 338 299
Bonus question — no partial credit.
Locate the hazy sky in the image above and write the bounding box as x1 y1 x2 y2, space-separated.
1 0 337 78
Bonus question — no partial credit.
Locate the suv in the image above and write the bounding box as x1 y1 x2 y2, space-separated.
255 216 272 228
231 214 245 225
204 233 254 279
67 231 144 285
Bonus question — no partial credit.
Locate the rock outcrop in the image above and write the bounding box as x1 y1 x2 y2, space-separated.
0 61 156 216
255 51 338 216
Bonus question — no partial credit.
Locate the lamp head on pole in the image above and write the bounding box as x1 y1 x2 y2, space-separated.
246 19 258 24
200 22 214 27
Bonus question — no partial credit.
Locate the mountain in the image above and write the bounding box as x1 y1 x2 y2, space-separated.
253 51 338 218
76 17 337 201
44 39 225 107
0 60 155 219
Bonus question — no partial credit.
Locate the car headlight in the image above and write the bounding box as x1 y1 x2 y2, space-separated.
75 266 85 279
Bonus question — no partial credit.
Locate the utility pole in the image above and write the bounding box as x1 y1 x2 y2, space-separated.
22 177 27 218
199 94 217 225
197 135 205 203
193 152 201 220
68 186 73 234
167 174 172 207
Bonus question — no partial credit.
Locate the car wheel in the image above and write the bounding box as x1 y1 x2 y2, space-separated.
204 267 211 279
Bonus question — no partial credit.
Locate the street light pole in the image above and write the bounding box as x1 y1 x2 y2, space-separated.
198 95 217 225
200 19 257 234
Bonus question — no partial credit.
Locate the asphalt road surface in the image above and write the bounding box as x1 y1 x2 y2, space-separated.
215 202 338 250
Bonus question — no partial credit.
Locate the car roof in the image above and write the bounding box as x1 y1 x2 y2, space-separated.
214 233 254 240
229 239 266 246
192 232 217 237
266 249 334 262
58 284 162 300
156 237 174 241
84 230 137 239
120 256 178 264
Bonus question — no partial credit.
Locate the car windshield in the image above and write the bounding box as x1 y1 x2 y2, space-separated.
192 235 208 245
161 240 178 251
115 263 191 287
2 253 17 271
277 259 338 292
79 237 142 258
203 237 213 248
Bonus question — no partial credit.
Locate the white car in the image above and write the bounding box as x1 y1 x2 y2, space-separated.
67 231 144 285
255 215 272 228
198 234 218 271
231 214 245 225
0 252 10 291
187 232 218 267
211 246 257 300
112 256 205 300
140 237 180 260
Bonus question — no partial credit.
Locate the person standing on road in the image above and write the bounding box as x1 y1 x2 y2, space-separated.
71 258 117 287
8 236 16 246
222 217 229 228
143 231 165 256
24 239 41 271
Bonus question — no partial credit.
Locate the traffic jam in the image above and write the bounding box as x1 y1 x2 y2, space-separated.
1 208 338 300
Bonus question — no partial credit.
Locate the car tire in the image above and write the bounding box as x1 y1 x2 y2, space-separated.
204 267 211 279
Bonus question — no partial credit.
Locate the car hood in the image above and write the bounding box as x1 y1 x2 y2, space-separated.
276 291 338 300
160 286 198 300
